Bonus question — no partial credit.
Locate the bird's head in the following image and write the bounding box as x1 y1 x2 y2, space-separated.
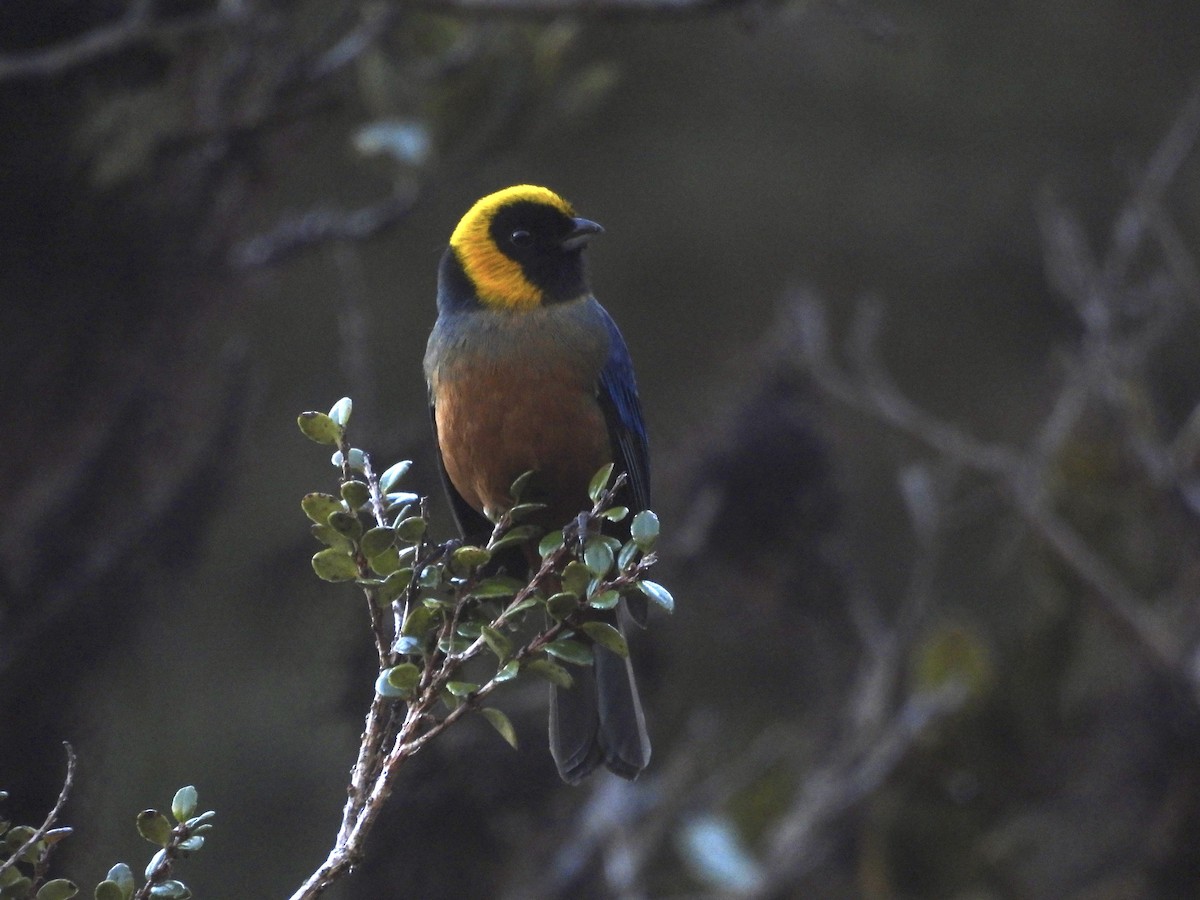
446 184 603 312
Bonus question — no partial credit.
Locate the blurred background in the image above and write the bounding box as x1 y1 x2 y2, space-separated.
4 1 1200 896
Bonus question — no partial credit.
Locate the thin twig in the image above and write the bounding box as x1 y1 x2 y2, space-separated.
0 8 243 81
0 744 76 880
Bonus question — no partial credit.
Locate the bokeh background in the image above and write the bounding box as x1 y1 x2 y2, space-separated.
4 1 1200 896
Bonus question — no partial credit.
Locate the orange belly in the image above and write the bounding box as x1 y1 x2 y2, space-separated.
434 360 612 527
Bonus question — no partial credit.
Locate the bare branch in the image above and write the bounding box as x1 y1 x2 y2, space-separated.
231 193 421 270
0 744 76 880
395 0 757 18
0 8 244 82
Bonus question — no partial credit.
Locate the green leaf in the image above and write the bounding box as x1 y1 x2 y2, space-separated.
5 824 35 850
546 592 578 621
601 506 629 522
379 460 413 493
360 526 395 558
104 864 134 898
456 620 483 639
588 589 620 610
538 529 565 558
630 510 660 549
401 605 436 637
469 576 526 599
94 881 125 900
35 880 78 900
481 626 512 660
417 565 441 589
395 516 427 542
506 594 541 615
480 708 518 749
328 396 353 427
617 539 640 571
136 810 172 847
367 546 403 577
171 786 197 823
394 635 423 655
2 876 32 896
489 525 542 553
339 480 371 510
385 663 421 693
437 635 472 655
375 671 407 698
183 812 215 830
509 470 535 502
587 463 615 503
579 621 629 657
545 638 594 666
297 411 342 446
561 561 590 597
494 660 520 682
146 880 190 899
331 448 367 471
445 681 477 697
583 538 614 578
376 567 413 604
507 503 547 522
526 658 573 688
301 493 343 525
176 836 204 854
311 548 359 582
327 510 363 541
638 579 674 613
310 523 354 552
451 545 492 572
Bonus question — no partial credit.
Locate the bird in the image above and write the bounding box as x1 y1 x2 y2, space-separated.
424 184 651 784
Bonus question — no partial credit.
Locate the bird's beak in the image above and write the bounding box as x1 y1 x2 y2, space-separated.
561 217 604 251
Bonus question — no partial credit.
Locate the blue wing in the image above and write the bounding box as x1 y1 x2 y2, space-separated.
595 303 650 514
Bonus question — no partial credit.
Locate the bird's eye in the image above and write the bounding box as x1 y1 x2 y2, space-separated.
510 230 533 248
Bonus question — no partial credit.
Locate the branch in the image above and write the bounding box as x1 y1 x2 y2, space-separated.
231 192 421 270
0 7 244 82
394 0 757 18
0 744 76 880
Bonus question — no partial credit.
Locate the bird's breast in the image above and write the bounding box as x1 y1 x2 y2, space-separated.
426 302 613 526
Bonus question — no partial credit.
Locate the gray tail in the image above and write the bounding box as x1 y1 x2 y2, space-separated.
548 627 650 784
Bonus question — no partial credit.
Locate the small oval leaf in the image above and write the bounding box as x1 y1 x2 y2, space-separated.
301 493 343 525
379 460 413 493
35 879 78 900
311 548 359 582
298 411 342 446
136 810 172 847
171 786 197 823
340 480 371 510
583 538 614 579
637 579 674 613
328 396 353 427
561 561 591 597
526 658 573 688
630 510 660 549
538 529 565 558
480 708 518 749
579 621 629 657
587 463 615 503
481 626 513 660
545 638 594 666
509 470 535 502
395 516 427 543
360 526 396 558
546 592 578 621
588 589 620 610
